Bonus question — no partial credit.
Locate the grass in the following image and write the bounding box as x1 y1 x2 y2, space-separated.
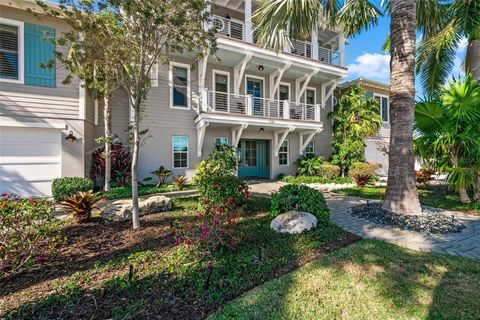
211 240 480 320
103 183 196 200
281 175 353 184
336 185 480 214
3 197 350 319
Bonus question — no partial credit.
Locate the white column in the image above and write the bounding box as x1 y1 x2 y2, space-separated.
283 100 290 119
246 94 253 115
245 0 253 43
311 25 319 60
339 33 346 67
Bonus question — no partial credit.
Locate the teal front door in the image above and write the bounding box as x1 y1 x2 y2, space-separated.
238 140 269 178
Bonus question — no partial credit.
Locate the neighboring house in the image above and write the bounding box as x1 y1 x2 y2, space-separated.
338 78 391 176
0 0 347 197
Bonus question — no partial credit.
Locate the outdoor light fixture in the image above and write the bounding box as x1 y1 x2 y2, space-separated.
259 127 265 133
258 65 264 71
225 13 231 19
65 130 77 142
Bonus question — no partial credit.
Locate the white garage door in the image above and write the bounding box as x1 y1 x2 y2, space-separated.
0 127 61 197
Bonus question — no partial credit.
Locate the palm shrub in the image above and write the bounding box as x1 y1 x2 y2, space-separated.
271 185 329 225
414 75 480 203
175 175 187 191
52 177 94 203
349 162 380 188
295 155 323 176
60 190 103 223
150 166 173 186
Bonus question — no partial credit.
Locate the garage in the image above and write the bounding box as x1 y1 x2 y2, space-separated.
0 126 61 197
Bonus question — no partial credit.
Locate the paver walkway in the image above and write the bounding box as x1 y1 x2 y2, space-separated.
248 181 480 259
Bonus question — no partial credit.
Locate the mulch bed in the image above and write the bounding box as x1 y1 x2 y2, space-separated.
1 207 360 320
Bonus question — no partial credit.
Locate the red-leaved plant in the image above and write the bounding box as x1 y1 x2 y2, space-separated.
173 192 250 253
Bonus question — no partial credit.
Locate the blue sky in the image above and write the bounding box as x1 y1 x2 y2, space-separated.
344 0 468 98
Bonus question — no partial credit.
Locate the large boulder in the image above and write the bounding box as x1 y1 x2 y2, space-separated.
103 195 171 222
271 211 317 234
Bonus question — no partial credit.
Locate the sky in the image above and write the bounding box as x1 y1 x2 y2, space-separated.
344 0 468 98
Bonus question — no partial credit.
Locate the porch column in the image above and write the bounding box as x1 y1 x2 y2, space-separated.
311 25 319 60
339 33 346 67
245 0 253 43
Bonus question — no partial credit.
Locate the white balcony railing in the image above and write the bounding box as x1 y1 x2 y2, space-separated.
212 15 245 41
290 39 312 59
318 46 341 65
204 90 321 122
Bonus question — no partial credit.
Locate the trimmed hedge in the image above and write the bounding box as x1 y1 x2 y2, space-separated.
52 177 94 203
271 184 329 225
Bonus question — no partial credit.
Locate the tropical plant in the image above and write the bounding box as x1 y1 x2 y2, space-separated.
209 144 238 173
414 75 480 203
151 166 173 187
51 177 94 203
416 0 480 94
60 190 104 223
175 175 187 191
271 185 329 225
90 143 132 188
318 163 342 179
197 175 249 207
349 162 380 188
0 194 60 273
295 155 324 176
328 85 383 176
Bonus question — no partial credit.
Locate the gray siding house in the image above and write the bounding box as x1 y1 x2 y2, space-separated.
0 0 347 197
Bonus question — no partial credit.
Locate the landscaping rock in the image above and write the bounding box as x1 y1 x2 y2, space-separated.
351 203 465 234
271 211 317 234
103 195 171 222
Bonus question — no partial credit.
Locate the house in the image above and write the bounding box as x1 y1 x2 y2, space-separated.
337 77 390 175
0 0 347 197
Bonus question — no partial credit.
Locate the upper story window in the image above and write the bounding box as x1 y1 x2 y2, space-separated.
374 94 389 122
170 62 190 109
305 88 316 105
0 19 24 83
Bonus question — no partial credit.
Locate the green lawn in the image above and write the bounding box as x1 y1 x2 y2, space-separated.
281 175 353 184
103 183 196 200
211 240 480 320
336 186 480 214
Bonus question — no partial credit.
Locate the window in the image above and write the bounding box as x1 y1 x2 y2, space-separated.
374 94 389 122
215 137 228 146
279 140 289 165
278 84 289 101
304 141 315 158
244 140 257 167
0 19 23 83
172 136 189 168
170 62 190 109
213 70 229 112
305 88 316 105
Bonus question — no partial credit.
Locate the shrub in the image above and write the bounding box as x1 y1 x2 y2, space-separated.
90 143 132 187
197 175 249 207
318 163 341 179
193 160 224 185
349 162 380 187
295 155 324 176
52 177 94 203
193 145 237 186
271 185 329 225
175 175 187 191
60 191 103 223
150 166 173 186
281 175 353 184
0 194 60 273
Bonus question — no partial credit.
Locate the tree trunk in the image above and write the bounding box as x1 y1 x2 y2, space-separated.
451 154 471 203
465 38 480 79
131 100 141 229
382 0 422 214
473 176 480 202
104 93 112 191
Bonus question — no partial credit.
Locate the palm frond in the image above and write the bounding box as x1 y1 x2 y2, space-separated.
337 0 382 38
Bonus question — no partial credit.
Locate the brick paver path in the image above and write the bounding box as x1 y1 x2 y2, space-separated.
325 193 480 259
248 181 480 259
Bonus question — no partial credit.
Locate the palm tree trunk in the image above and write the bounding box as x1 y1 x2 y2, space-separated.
131 97 141 229
104 93 112 191
465 38 480 79
451 153 471 203
473 176 480 202
382 0 422 214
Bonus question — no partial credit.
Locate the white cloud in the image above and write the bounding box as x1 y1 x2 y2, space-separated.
347 53 390 82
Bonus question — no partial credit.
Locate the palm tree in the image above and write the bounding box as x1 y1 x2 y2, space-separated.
416 0 480 94
414 75 480 203
253 0 422 214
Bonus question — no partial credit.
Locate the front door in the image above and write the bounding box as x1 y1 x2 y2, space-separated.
247 78 264 116
238 139 269 178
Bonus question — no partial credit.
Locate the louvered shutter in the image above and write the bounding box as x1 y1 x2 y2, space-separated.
24 23 55 87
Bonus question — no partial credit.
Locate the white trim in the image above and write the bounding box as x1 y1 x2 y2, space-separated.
304 139 315 157
212 69 230 111
214 136 229 146
304 87 317 105
172 135 189 169
278 139 289 166
276 82 291 100
78 82 86 120
373 93 390 123
233 52 253 95
245 74 265 96
169 62 191 110
150 62 159 87
197 122 209 157
0 17 24 84
94 98 99 125
231 123 248 148
0 117 66 129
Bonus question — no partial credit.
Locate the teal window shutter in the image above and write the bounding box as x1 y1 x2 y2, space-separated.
24 23 56 87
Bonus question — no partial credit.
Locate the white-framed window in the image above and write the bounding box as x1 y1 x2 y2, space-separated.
169 62 190 109
304 140 315 157
172 136 189 168
212 69 230 112
215 137 228 146
279 140 289 165
374 94 389 122
305 87 316 105
0 18 24 84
